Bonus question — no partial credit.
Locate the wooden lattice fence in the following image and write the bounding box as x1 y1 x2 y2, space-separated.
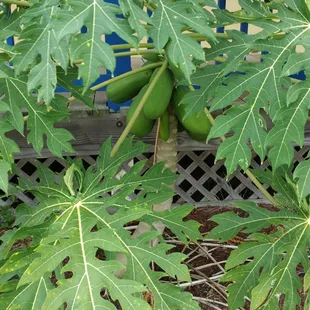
2 146 309 208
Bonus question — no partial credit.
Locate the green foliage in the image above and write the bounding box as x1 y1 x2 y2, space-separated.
0 0 216 192
119 0 150 39
149 0 215 81
200 4 310 305
0 138 201 310
0 63 75 157
0 160 10 195
178 2 310 176
294 158 310 201
2 1 310 309
208 168 310 309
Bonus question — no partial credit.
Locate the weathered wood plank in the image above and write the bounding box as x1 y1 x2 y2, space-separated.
9 113 223 159
9 105 310 159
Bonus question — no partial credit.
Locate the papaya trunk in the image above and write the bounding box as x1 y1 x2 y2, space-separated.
116 107 178 277
133 106 178 238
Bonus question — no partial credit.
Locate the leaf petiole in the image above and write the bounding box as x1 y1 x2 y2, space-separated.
115 49 163 58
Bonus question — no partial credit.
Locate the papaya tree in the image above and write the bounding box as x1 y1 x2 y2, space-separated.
0 0 310 309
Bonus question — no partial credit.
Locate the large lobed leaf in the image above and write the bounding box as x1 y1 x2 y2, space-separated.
0 8 24 57
119 0 150 40
0 63 95 192
53 0 138 91
149 0 215 82
177 2 310 175
10 1 68 105
294 157 310 202
0 64 74 157
0 138 201 310
2 0 141 101
208 166 310 309
209 201 310 309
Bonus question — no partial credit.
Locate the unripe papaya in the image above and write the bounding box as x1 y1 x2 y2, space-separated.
106 69 153 104
159 109 170 141
186 130 208 141
172 86 212 135
127 85 155 138
143 68 174 119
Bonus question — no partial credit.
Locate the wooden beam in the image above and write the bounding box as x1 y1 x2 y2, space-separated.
9 112 223 159
8 99 310 159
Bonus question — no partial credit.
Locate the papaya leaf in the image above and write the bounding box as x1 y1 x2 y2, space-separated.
141 205 202 244
0 119 20 164
54 0 138 91
266 80 310 170
284 0 310 20
0 9 23 57
0 138 200 309
200 0 217 8
11 2 66 105
0 160 10 194
149 0 215 82
205 30 256 75
0 64 74 157
208 201 310 309
207 201 302 241
305 268 310 308
294 159 310 201
179 64 225 118
119 0 151 39
252 168 300 210
207 3 310 174
0 119 20 192
0 277 50 310
238 0 273 18
56 67 95 108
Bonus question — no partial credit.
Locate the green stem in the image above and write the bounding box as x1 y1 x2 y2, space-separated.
187 31 284 42
213 56 227 63
111 43 154 51
185 32 228 41
1 0 30 6
214 33 230 39
74 45 157 65
144 2 155 11
111 60 169 157
115 49 161 58
188 85 278 206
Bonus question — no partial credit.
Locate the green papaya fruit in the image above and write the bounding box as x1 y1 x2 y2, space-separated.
143 68 174 119
186 130 208 141
127 85 155 138
172 86 212 136
107 69 153 104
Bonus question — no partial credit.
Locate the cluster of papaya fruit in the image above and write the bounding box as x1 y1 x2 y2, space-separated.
106 57 212 141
